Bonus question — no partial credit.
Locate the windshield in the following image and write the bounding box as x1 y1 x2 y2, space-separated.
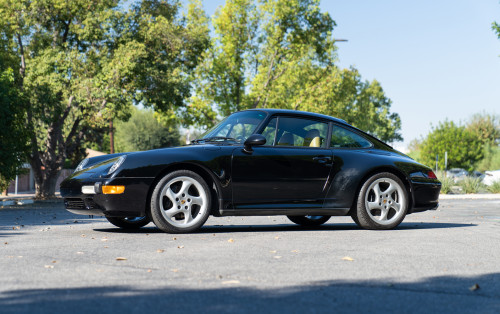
199 111 267 143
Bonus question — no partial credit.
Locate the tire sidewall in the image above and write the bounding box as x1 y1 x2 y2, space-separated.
354 172 408 230
150 170 211 233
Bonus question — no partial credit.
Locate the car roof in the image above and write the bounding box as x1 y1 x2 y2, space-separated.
242 108 349 126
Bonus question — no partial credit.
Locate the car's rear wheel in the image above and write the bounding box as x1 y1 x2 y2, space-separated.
287 215 331 226
106 216 150 229
150 170 211 233
351 172 408 230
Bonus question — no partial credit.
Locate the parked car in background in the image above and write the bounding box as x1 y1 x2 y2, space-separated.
483 170 500 186
446 168 469 182
470 171 485 180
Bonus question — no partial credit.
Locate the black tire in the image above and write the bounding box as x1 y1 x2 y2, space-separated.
351 172 408 230
105 216 150 229
287 215 331 226
150 170 211 233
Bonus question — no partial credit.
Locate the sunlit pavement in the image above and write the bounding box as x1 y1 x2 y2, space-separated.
1 199 499 313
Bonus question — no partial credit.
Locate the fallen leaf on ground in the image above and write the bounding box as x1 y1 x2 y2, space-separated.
222 280 240 284
177 246 184 249
81 234 86 237
173 237 177 240
228 238 234 243
157 249 165 253
291 250 299 253
52 261 57 263
44 265 54 269
342 256 354 261
101 239 108 242
171 269 179 272
116 257 127 261
469 284 480 291
4 242 7 245
147 269 152 273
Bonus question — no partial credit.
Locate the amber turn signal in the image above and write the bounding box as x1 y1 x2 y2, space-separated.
102 185 125 194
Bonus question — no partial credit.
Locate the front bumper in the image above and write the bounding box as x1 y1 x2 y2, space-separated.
60 175 154 217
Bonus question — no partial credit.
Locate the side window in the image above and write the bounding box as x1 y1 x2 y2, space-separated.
261 118 277 146
330 125 372 148
275 117 328 148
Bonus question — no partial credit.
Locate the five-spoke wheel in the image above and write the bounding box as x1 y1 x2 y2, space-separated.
150 170 211 233
351 172 408 230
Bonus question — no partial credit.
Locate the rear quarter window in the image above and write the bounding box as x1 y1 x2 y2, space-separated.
330 125 372 148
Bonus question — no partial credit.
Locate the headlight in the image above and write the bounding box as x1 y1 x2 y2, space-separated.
74 158 89 173
108 155 126 175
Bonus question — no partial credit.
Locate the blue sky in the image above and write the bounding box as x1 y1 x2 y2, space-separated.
194 0 500 150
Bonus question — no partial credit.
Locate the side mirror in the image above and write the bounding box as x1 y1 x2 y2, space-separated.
243 134 266 153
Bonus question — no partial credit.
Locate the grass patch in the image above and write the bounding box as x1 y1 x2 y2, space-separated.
487 180 500 193
436 171 453 194
459 176 484 194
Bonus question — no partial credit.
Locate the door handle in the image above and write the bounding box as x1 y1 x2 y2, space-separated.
313 156 332 164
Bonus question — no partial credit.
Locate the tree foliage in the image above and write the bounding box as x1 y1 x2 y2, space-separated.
466 112 500 145
0 0 208 198
0 16 28 192
419 121 483 171
0 68 28 192
187 0 402 142
115 107 180 152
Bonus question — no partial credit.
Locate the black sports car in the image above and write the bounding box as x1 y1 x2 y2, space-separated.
61 109 441 233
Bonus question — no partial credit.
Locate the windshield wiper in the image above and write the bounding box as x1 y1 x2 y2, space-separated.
191 137 238 144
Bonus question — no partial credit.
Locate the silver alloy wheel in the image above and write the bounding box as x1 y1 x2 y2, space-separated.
159 176 208 228
365 177 406 225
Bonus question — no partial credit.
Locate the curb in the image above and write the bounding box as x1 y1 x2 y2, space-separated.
0 198 61 207
439 194 500 200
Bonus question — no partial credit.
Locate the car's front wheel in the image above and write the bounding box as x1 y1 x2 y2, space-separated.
287 215 331 226
351 172 408 230
106 216 150 229
150 170 211 233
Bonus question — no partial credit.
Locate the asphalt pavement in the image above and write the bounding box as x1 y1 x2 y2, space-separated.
0 199 499 313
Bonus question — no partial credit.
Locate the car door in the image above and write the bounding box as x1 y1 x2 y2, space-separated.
231 116 333 209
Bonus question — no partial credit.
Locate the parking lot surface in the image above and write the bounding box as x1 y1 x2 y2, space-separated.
1 199 499 313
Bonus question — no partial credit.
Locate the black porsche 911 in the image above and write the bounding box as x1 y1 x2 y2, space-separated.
60 109 441 233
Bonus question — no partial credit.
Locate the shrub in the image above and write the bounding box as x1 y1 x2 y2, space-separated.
487 180 500 193
436 171 453 194
459 176 484 194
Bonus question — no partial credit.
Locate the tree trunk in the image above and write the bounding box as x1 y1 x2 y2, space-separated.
32 165 60 199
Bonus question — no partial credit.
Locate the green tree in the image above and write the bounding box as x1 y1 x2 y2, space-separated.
0 0 208 198
115 107 180 152
0 68 28 194
466 112 500 145
188 0 402 142
475 143 500 172
0 17 28 193
420 121 483 171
